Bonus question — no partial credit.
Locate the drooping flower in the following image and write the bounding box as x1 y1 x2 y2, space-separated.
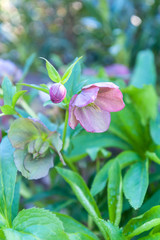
69 82 125 133
49 83 66 103
8 118 64 179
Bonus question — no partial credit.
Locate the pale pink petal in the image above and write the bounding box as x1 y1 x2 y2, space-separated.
73 86 99 107
82 82 119 90
95 88 125 112
69 95 79 129
74 105 111 133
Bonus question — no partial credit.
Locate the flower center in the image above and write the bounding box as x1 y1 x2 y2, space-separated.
87 103 101 112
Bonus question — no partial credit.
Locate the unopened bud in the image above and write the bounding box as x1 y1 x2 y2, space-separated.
49 83 66 103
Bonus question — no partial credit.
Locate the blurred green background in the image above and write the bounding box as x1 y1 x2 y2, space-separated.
0 0 160 72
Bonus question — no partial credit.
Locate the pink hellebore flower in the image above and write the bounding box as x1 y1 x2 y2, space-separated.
69 82 125 133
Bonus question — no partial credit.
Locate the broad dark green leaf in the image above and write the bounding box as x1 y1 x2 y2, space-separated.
91 151 140 196
66 131 130 163
2 77 16 105
3 208 69 240
0 137 17 226
123 206 160 238
110 104 151 154
130 49 156 88
123 160 149 209
108 161 122 226
55 213 98 240
124 85 158 124
41 57 61 83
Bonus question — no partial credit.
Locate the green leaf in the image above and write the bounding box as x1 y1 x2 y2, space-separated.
64 59 84 102
108 161 122 226
86 147 111 161
0 137 17 226
130 49 156 88
137 189 160 215
2 77 16 105
56 167 108 239
4 208 69 240
22 53 36 79
62 56 83 84
139 233 160 240
145 151 160 164
56 167 101 218
91 151 140 196
41 57 61 83
68 233 96 240
66 131 130 163
12 90 27 108
123 160 149 209
124 85 158 124
97 219 126 240
18 83 49 94
123 206 160 238
0 105 17 115
55 213 98 240
110 103 151 154
11 182 20 221
150 113 160 145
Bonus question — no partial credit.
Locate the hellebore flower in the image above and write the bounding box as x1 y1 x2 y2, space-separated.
0 59 22 83
69 82 125 133
105 64 130 81
49 83 66 103
8 118 64 179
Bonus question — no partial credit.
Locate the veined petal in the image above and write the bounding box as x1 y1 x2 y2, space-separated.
95 88 125 112
74 105 111 133
73 86 99 107
83 82 119 90
69 95 79 129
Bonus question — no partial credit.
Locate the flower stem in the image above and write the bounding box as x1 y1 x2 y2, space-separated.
62 109 69 150
20 99 38 118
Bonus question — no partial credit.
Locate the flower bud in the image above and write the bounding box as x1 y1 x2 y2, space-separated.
49 83 66 103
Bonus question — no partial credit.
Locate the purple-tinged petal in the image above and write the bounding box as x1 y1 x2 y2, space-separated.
74 105 111 133
95 88 125 112
73 86 99 107
105 64 130 77
82 82 119 91
69 95 79 129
